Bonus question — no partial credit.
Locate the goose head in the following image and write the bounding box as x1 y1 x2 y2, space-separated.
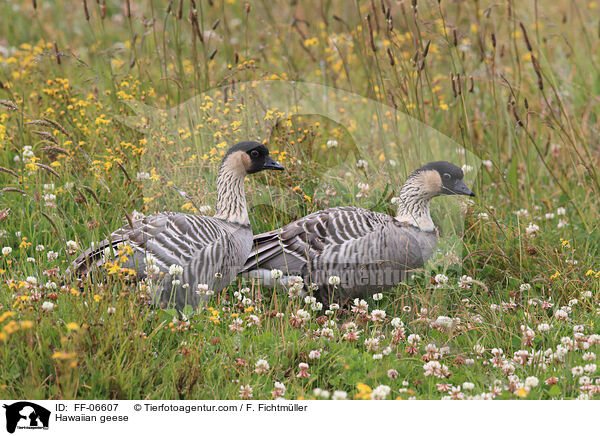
221 141 284 177
395 161 474 231
407 161 475 199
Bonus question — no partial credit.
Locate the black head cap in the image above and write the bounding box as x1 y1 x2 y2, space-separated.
418 161 475 197
224 141 284 174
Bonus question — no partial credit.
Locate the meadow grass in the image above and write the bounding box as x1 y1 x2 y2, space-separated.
0 0 599 400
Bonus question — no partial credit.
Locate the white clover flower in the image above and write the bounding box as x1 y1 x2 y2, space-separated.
473 344 485 354
239 384 253 399
583 363 597 374
537 323 551 333
296 309 310 322
526 222 539 236
43 193 57 207
2 247 13 256
371 309 386 322
545 213 555 220
371 385 391 400
196 284 209 296
272 382 286 398
35 245 45 252
391 317 403 329
373 353 383 360
321 328 334 340
554 309 569 321
329 303 339 311
26 276 38 286
313 388 330 399
136 171 151 180
308 349 322 360
304 296 316 305
557 207 566 216
47 251 58 261
270 269 283 280
356 159 368 169
169 264 183 276
254 359 270 374
326 139 338 148
407 333 421 345
458 275 473 289
571 366 584 377
328 275 341 286
583 352 596 361
42 301 55 311
332 390 348 400
352 298 368 314
364 337 379 351
579 376 592 386
525 376 539 389
23 145 34 160
372 293 383 301
145 253 157 266
45 281 57 290
434 273 448 287
462 382 475 391
520 283 531 292
107 307 116 314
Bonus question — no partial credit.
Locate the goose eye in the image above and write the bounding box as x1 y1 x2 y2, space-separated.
443 173 451 180
250 150 259 158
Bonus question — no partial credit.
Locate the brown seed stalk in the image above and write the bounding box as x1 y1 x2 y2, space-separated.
83 0 90 20
519 22 532 52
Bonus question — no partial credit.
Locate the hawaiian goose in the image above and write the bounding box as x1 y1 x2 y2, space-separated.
70 141 284 309
241 161 474 303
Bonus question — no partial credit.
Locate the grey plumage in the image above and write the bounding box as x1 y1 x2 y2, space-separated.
242 161 474 303
69 141 283 309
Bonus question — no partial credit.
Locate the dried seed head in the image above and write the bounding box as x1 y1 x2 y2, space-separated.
423 40 431 58
31 130 59 145
531 55 544 90
0 100 18 111
386 47 395 66
519 22 533 52
82 0 90 20
177 0 183 19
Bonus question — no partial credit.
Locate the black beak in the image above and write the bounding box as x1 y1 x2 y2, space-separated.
263 156 284 171
453 179 475 197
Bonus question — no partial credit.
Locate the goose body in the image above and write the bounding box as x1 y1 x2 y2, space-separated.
70 141 283 309
242 161 474 303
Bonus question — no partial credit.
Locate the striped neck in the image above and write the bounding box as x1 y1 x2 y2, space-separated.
395 175 436 232
213 158 249 225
